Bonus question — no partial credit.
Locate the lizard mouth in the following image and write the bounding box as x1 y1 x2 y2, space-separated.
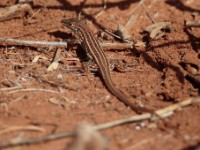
61 19 73 26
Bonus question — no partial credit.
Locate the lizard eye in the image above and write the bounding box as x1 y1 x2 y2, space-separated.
71 26 79 32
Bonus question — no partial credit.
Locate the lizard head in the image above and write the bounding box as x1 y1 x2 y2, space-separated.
61 19 85 33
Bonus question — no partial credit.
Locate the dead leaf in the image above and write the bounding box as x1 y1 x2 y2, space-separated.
47 61 59 71
145 22 171 39
32 55 48 63
47 48 62 71
116 24 132 41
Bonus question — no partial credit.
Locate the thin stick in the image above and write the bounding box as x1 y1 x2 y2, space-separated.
47 48 62 71
0 38 68 47
0 97 199 148
0 37 136 50
185 22 200 28
141 1 156 23
103 29 124 41
8 88 60 94
94 97 200 130
95 0 107 18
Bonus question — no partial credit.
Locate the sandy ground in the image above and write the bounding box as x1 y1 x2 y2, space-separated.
0 0 200 150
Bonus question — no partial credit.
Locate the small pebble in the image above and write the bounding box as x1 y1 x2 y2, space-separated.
148 123 157 129
135 126 141 130
183 134 191 140
57 74 63 79
21 77 27 81
140 122 146 128
8 70 15 74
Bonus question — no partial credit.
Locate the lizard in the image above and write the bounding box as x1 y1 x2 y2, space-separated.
62 19 151 113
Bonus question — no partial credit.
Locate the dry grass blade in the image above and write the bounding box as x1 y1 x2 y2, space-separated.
95 0 107 18
0 125 45 135
8 88 60 94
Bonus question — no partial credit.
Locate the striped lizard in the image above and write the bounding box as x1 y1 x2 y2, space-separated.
62 19 150 113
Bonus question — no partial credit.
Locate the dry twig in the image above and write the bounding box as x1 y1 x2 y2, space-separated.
0 38 68 47
0 97 199 148
8 88 60 94
0 125 45 135
94 0 107 18
0 37 139 50
185 22 200 28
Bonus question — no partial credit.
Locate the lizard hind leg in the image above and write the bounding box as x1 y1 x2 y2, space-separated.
81 61 99 75
109 59 126 73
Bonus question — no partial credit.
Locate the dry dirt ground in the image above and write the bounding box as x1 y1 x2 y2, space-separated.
0 0 200 150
